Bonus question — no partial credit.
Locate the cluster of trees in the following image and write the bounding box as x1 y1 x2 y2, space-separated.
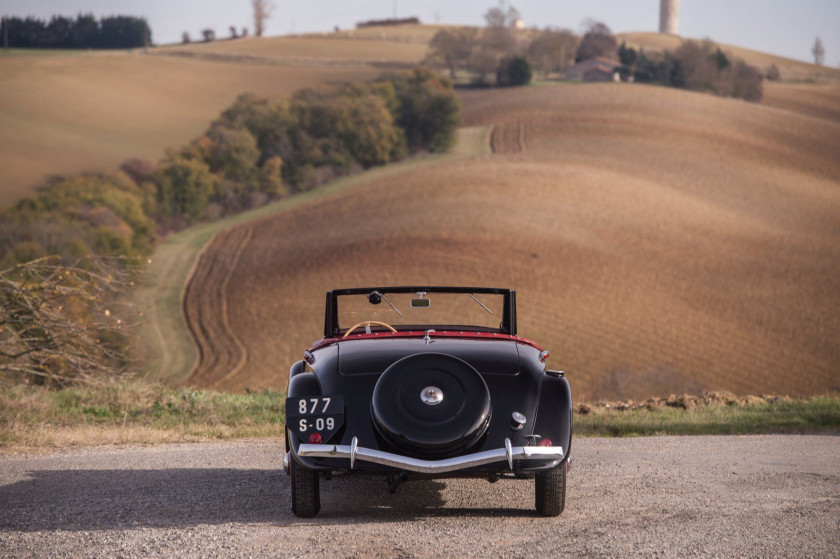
1 14 151 49
426 4 577 86
151 67 459 228
357 17 421 28
0 68 460 383
621 39 763 102
0 173 156 269
0 68 460 269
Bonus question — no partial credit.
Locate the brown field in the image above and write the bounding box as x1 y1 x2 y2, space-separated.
763 82 840 123
184 82 840 400
4 26 838 208
155 29 431 65
0 49 386 208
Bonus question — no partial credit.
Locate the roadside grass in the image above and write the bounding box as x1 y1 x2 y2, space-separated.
0 379 286 451
134 126 490 385
2 381 837 452
575 395 840 437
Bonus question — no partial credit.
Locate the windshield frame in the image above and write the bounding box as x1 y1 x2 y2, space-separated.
324 287 517 338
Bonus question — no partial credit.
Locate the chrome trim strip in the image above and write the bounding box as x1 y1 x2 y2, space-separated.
298 437 564 474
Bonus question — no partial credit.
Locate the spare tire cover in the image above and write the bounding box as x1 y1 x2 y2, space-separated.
371 353 491 456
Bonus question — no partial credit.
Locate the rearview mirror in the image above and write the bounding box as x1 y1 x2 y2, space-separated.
410 298 430 308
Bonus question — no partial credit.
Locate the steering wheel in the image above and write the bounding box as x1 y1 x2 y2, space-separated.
342 320 397 338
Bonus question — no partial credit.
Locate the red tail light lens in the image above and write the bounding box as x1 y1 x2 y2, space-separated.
538 438 553 447
309 432 323 444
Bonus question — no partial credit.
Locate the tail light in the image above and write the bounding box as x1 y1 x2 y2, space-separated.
309 432 323 444
538 438 553 447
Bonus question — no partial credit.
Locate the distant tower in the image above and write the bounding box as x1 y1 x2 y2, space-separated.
659 0 679 35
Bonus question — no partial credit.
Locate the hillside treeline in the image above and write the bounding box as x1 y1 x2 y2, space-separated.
622 40 763 102
426 11 763 101
0 68 459 268
425 12 576 85
1 14 151 49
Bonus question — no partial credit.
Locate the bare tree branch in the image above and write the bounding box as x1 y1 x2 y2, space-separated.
0 256 138 385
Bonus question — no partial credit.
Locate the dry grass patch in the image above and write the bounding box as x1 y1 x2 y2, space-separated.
2 379 836 452
0 378 285 452
576 393 840 437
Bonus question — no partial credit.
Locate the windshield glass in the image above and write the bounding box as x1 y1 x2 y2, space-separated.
336 291 506 332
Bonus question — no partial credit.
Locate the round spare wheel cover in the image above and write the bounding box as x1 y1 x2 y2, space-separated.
371 353 492 455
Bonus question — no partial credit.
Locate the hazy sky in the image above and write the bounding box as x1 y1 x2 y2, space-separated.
2 1 837 65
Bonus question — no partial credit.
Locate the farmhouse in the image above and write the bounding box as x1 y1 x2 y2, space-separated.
565 57 621 82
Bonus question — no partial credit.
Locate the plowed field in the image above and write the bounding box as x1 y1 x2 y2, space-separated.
184 83 840 400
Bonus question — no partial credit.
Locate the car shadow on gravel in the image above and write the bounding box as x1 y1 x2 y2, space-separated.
0 469 535 531
0 469 291 531
313 476 535 522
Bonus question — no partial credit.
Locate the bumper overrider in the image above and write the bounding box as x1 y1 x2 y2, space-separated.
293 436 565 474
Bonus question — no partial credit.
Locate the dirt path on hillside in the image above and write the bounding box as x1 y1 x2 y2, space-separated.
1 435 838 558
182 226 253 388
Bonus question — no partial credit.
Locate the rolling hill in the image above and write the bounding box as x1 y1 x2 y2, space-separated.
183 82 840 400
3 25 837 207
0 37 409 207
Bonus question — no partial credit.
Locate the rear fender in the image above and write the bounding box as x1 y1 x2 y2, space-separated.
530 373 572 467
289 359 306 380
285 369 322 453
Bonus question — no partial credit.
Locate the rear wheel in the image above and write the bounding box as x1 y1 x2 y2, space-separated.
290 456 320 517
535 464 566 517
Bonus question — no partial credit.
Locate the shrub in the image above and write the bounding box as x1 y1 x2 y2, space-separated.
377 67 460 153
152 156 217 225
496 55 532 87
259 156 286 197
730 60 763 102
196 125 261 189
120 158 157 185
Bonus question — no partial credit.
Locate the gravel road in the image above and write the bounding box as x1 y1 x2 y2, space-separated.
1 435 838 558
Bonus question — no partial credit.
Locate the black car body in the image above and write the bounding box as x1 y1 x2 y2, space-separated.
285 287 572 517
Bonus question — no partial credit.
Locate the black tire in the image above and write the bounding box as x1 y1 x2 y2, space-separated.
535 464 566 517
290 456 320 518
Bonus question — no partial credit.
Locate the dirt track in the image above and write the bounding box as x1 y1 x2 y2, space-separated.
1 435 838 558
182 226 253 388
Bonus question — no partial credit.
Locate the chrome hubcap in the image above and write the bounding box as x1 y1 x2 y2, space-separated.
420 386 444 406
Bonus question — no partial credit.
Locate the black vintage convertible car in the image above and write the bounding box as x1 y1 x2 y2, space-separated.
284 287 572 517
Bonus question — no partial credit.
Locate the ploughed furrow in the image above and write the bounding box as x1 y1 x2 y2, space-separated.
490 122 526 154
182 226 252 388
181 83 840 399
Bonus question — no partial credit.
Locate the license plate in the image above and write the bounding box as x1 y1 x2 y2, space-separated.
286 395 344 442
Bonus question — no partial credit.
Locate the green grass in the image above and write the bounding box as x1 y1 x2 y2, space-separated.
575 396 840 437
0 378 287 449
2 381 837 451
134 126 490 384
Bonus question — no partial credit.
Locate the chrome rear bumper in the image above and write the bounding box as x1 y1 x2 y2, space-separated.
297 436 564 474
